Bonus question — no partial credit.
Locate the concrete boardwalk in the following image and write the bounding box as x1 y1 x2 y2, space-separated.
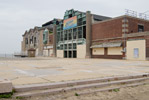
0 57 149 86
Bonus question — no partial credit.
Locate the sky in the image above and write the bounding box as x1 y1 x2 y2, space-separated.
0 0 149 54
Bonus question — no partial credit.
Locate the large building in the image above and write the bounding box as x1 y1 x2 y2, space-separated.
55 9 111 58
21 9 149 60
91 15 149 60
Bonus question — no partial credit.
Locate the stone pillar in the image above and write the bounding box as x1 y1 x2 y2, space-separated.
86 11 92 58
53 25 57 57
38 29 44 56
21 36 25 53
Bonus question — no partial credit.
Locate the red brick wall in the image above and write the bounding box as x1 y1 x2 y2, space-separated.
146 36 149 58
92 18 123 41
92 16 149 42
127 17 149 33
49 34 53 45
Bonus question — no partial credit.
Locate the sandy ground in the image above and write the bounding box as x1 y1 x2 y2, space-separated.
0 57 149 86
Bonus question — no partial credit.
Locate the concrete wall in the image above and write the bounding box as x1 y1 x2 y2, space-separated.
77 44 86 58
38 30 44 56
108 47 122 55
35 49 39 56
126 40 146 60
49 49 53 57
57 50 63 58
92 48 104 55
43 50 49 57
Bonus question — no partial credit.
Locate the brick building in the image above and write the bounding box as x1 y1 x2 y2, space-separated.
91 15 149 60
21 9 149 60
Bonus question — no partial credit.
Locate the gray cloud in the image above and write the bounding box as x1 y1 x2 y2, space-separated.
0 0 148 53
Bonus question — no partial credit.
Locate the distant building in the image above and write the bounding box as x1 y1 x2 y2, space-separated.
21 19 61 57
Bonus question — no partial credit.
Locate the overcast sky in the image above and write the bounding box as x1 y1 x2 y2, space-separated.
0 0 148 54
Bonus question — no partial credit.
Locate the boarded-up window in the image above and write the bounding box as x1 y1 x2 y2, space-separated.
134 48 139 58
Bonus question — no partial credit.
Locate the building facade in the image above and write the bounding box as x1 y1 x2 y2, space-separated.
21 19 61 57
55 9 111 58
22 27 42 56
21 9 149 60
91 15 149 60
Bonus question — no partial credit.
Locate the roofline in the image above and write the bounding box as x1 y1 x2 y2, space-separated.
93 15 149 25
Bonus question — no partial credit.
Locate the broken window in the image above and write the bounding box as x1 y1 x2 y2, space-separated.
138 25 144 32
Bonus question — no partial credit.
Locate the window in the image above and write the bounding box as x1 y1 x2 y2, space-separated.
78 27 82 38
60 32 63 41
60 45 63 50
134 48 139 58
73 43 76 49
68 44 72 49
138 25 144 32
64 44 67 49
83 26 86 39
73 28 77 39
68 33 72 40
64 32 67 40
25 38 28 44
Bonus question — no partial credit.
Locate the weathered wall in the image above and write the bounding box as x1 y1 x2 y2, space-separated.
77 44 86 58
146 37 149 58
127 17 149 33
92 48 104 55
43 50 49 57
92 17 123 41
38 30 44 56
49 49 53 57
49 34 53 45
57 50 63 58
126 40 146 60
108 47 123 55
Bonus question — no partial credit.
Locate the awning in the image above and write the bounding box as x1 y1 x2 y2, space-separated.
90 42 122 48
44 46 53 49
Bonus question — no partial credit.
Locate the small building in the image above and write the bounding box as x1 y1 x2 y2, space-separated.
21 19 61 57
28 48 36 57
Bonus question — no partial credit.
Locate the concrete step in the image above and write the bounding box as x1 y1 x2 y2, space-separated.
77 82 149 96
13 77 149 98
14 73 149 92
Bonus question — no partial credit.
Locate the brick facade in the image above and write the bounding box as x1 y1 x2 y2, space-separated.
92 17 123 41
91 15 149 59
49 34 53 45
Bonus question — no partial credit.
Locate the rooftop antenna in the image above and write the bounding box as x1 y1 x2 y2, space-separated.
125 9 149 20
139 10 149 20
125 9 137 17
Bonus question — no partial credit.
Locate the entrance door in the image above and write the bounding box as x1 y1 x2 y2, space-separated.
104 48 108 56
68 51 72 58
73 51 77 58
64 51 67 58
